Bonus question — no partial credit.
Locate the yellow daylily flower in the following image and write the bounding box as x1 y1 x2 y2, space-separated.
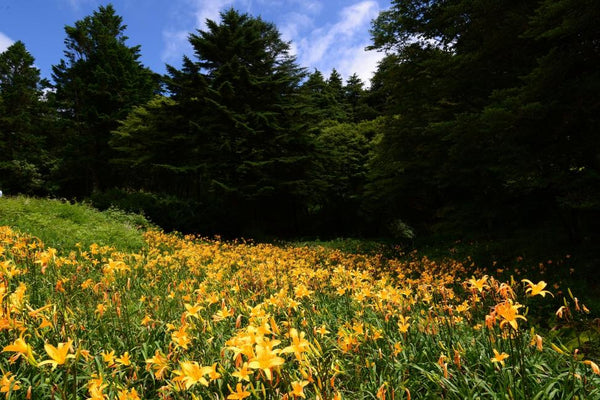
495 300 527 330
39 339 75 368
115 351 132 366
467 275 489 293
232 362 253 382
522 279 553 297
281 329 310 361
397 315 410 333
2 336 36 365
117 387 141 400
145 350 170 380
248 344 285 381
87 374 108 400
172 361 209 389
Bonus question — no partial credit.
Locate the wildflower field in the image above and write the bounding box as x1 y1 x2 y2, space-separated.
1 225 599 399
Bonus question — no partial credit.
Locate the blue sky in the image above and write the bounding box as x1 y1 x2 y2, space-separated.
0 0 391 85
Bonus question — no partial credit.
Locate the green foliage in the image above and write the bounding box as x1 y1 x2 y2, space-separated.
1 0 597 258
51 4 159 196
90 189 221 234
0 41 54 194
0 195 151 251
284 237 394 257
112 9 318 237
298 69 375 124
299 70 343 122
344 73 377 122
109 95 200 196
366 0 600 243
308 118 383 235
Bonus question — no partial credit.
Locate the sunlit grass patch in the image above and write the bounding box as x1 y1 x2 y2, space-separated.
0 195 152 252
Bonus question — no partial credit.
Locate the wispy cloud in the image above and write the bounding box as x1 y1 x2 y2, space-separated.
279 11 314 57
64 0 95 11
0 32 14 52
162 0 235 65
289 0 322 14
336 44 384 85
161 0 384 83
294 1 382 83
161 30 190 65
191 0 236 30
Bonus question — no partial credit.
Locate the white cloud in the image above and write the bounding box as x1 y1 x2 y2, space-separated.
65 0 95 10
256 0 284 6
290 0 322 14
161 30 190 64
161 0 236 65
337 43 384 85
336 1 378 36
0 32 14 53
160 0 385 83
190 0 236 30
294 1 383 83
280 12 313 39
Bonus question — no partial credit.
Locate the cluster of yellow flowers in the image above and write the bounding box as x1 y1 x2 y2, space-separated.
0 226 598 398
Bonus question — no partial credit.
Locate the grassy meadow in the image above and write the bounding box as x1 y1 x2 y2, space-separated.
0 196 152 252
0 197 599 399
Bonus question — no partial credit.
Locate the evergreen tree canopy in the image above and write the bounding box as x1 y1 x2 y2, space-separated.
344 73 375 122
0 41 50 194
114 9 315 236
52 4 158 196
366 0 600 242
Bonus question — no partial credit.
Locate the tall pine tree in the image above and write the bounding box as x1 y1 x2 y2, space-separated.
114 9 315 236
52 4 158 197
0 41 51 194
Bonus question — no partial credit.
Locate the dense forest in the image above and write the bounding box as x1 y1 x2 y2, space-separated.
0 1 598 248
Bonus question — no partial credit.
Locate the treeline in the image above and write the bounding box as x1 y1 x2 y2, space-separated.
1 1 598 245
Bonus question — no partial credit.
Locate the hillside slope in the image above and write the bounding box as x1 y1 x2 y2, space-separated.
0 195 152 251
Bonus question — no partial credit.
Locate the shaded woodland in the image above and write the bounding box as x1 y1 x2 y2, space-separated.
1 1 598 249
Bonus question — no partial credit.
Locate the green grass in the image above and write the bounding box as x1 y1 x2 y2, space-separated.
0 195 152 252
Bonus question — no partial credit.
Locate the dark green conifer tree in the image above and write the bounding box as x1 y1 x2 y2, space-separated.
52 4 158 197
0 41 51 194
113 9 315 236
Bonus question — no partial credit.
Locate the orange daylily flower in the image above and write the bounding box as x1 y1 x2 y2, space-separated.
584 360 599 375
0 372 21 398
491 349 509 367
227 383 251 399
290 380 309 398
